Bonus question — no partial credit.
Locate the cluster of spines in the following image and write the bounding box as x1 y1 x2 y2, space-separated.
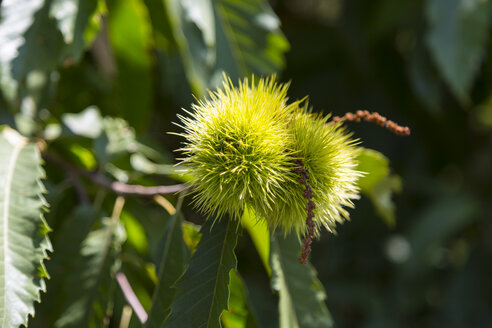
332 110 410 136
292 158 316 264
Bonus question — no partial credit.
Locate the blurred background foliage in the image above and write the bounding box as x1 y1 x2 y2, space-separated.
1 0 492 327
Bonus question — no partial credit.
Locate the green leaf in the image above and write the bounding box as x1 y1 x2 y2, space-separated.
241 207 270 275
426 0 492 105
11 2 65 82
166 0 289 95
145 205 190 328
94 116 138 165
213 0 290 80
130 153 179 176
221 270 259 328
107 0 154 131
53 216 126 327
62 106 104 139
181 221 202 254
356 148 401 226
0 0 45 102
402 195 478 278
30 205 99 326
50 0 99 61
163 218 241 328
0 127 52 327
270 232 333 328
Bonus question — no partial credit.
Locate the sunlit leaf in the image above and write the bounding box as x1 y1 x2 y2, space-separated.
62 106 104 139
357 148 401 226
121 209 149 255
0 127 52 327
241 207 270 275
181 221 202 254
107 0 153 131
270 232 333 328
221 270 259 328
163 218 240 328
0 0 44 101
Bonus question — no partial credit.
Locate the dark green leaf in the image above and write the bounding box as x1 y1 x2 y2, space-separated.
31 205 99 327
146 204 190 328
53 215 126 327
0 127 52 327
426 0 492 104
402 195 478 277
163 218 241 328
270 232 333 328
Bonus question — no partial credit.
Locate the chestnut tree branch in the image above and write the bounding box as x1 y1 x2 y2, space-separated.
43 151 189 197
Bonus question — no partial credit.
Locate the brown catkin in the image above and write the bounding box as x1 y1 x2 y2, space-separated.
332 110 410 136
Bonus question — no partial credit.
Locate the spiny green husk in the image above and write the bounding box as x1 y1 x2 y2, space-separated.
176 76 361 237
270 106 362 236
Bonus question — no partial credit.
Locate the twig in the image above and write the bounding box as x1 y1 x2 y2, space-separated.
332 110 411 136
43 151 189 197
116 272 148 324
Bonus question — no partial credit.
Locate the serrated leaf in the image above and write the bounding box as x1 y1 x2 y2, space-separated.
270 232 333 328
356 148 401 226
145 207 190 328
53 216 126 327
0 127 52 327
30 205 99 327
426 0 492 105
163 218 241 328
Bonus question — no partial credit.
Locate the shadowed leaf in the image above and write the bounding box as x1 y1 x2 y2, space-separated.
163 218 241 328
270 232 333 328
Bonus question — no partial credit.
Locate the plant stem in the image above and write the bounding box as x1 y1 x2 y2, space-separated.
116 272 148 324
